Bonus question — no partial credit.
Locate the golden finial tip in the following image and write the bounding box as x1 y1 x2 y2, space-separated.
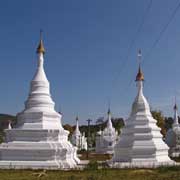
36 30 45 54
136 49 144 81
136 65 144 81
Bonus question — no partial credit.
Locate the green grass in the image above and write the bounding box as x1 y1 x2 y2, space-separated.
0 167 180 180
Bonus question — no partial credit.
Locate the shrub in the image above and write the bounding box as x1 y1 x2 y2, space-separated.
85 160 98 170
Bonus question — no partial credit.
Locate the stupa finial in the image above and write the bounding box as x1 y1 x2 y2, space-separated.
173 97 179 126
108 108 111 115
174 97 178 110
136 49 144 81
37 30 45 54
8 120 12 130
74 115 80 134
107 102 113 129
76 116 79 121
107 100 111 115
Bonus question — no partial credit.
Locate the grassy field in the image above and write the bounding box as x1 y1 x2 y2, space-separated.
0 166 180 180
0 155 179 180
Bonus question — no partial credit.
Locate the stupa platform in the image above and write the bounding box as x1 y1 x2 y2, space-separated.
108 160 176 168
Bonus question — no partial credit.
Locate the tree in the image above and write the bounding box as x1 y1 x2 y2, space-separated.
63 124 74 136
112 118 124 134
164 117 173 131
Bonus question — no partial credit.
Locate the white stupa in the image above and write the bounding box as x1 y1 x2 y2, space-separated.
8 121 12 130
165 103 180 157
95 109 118 154
0 33 80 169
71 116 87 150
109 51 174 168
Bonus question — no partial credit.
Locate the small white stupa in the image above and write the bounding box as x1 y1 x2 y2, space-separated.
71 117 87 150
165 102 180 157
0 32 80 169
109 50 174 168
95 109 117 154
8 121 12 130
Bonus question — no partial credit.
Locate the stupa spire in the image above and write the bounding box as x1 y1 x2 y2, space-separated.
131 50 150 116
107 107 113 129
8 121 12 130
32 31 48 82
75 116 80 133
173 98 179 127
24 32 55 115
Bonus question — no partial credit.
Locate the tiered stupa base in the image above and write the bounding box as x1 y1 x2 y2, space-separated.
108 160 176 168
109 143 175 168
0 129 80 169
109 121 175 168
168 145 180 157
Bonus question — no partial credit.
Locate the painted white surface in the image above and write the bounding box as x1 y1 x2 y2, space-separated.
0 44 80 169
165 105 180 157
110 73 173 167
95 110 118 154
71 118 87 150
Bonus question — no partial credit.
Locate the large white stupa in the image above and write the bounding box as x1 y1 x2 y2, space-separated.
95 109 118 154
165 103 180 157
109 51 174 168
0 33 80 169
71 116 87 150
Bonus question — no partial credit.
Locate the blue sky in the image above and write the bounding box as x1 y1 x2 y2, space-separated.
0 0 180 125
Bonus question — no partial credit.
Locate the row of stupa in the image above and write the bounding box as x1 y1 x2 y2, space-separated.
71 98 180 158
70 108 118 154
0 34 177 169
